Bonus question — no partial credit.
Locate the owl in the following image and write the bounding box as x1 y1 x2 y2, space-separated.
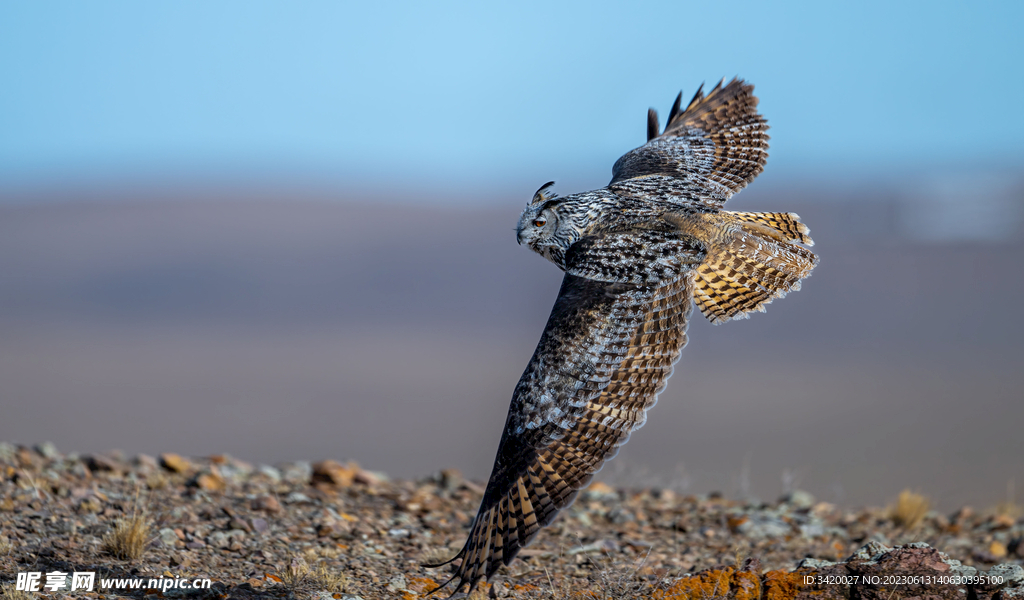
426 78 818 595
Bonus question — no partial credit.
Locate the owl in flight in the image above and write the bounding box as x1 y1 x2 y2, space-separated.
427 78 818 594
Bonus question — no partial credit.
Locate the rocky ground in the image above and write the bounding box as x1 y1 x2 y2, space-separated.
1 443 1022 600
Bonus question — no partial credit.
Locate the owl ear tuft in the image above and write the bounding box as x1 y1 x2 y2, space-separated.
530 181 557 205
647 108 660 141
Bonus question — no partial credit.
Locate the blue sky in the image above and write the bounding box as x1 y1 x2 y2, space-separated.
1 1 1021 199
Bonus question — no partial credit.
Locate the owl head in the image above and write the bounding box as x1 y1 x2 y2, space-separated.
516 181 578 267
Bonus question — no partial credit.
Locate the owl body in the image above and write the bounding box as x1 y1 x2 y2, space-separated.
518 190 707 267
428 78 818 595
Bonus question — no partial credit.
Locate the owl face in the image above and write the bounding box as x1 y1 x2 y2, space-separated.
516 202 563 264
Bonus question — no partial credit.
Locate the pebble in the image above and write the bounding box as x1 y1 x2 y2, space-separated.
284 492 311 504
134 453 159 472
280 461 312 483
158 528 179 546
35 442 60 460
736 514 791 539
312 459 356 487
84 454 119 472
989 563 1024 585
386 574 407 592
252 495 282 513
159 453 191 473
194 470 226 492
0 442 15 462
257 464 282 482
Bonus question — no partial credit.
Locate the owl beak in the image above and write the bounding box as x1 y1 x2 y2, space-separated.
516 226 524 245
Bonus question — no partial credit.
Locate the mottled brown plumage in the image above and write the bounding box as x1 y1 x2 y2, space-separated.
426 78 818 595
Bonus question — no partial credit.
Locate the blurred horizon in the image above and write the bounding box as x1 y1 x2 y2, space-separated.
3 186 1022 513
2 2 1023 512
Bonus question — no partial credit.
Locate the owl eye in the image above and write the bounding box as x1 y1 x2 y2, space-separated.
533 218 546 227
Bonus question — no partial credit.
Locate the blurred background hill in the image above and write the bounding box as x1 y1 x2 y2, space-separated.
1 1 1022 510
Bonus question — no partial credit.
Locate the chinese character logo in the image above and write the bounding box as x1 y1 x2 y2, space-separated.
15 572 41 592
71 571 96 591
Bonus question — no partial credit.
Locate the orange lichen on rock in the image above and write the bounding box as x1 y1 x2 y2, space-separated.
732 569 761 600
762 570 806 600
652 567 757 600
651 566 805 600
403 576 440 599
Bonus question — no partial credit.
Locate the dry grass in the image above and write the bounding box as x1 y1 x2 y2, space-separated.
0 583 33 600
0 536 12 556
280 554 347 593
280 556 310 586
889 489 930 529
101 512 151 560
310 563 348 593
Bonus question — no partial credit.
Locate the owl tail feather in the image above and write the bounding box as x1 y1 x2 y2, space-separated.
694 212 818 324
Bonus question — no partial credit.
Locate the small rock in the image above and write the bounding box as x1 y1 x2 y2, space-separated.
279 461 312 483
35 442 60 460
160 453 191 473
77 497 102 513
193 470 226 493
84 454 118 472
318 522 345 538
800 522 825 538
218 460 252 482
583 481 618 500
134 454 159 473
849 540 894 562
991 541 1009 558
387 574 407 592
169 554 192 569
256 465 282 483
186 540 206 550
0 442 15 462
251 495 282 514
737 514 791 539
798 558 838 569
780 489 815 509
284 492 311 504
312 460 356 487
354 469 386 486
388 528 410 538
989 564 1024 585
159 528 179 546
208 531 231 549
250 517 268 533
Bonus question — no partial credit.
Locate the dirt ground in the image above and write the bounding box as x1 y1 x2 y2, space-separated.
1 444 1021 599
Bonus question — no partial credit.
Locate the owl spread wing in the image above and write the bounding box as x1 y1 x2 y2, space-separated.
428 231 705 595
609 78 769 208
